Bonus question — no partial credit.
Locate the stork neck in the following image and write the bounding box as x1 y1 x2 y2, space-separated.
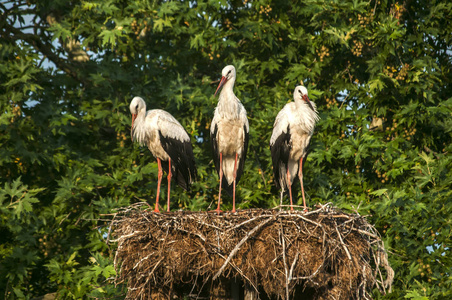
220 77 237 100
217 81 241 119
293 99 319 132
133 108 148 145
295 98 313 112
135 108 147 124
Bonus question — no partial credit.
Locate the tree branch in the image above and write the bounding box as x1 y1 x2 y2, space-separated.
3 21 89 85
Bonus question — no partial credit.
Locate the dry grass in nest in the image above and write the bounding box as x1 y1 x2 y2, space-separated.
110 203 393 299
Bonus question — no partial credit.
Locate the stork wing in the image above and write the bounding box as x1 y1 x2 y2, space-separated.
157 111 197 190
210 122 220 177
155 110 190 143
270 124 291 191
234 124 249 187
270 107 292 191
210 109 222 175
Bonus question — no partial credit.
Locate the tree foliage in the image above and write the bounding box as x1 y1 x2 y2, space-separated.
1 0 451 298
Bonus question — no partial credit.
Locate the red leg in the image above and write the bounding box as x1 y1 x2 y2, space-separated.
215 153 223 214
155 158 162 213
287 168 294 211
232 152 238 213
167 158 172 212
299 158 307 212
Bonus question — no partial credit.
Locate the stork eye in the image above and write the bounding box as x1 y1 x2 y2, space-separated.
227 70 231 75
135 104 139 110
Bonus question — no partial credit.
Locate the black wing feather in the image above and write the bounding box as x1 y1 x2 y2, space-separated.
159 131 197 191
270 125 292 192
211 123 221 178
210 124 232 195
234 125 249 188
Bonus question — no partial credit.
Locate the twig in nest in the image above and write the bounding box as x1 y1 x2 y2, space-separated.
335 225 352 261
359 264 371 300
293 214 324 228
355 228 379 239
213 216 273 280
225 214 273 232
291 261 324 280
133 252 155 270
377 248 394 294
109 230 144 243
216 252 259 293
280 223 290 300
288 252 299 281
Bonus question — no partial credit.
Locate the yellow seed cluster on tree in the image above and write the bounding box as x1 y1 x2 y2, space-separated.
131 19 140 35
131 19 151 39
259 5 272 16
325 97 337 109
357 13 373 27
418 259 433 280
316 45 330 62
117 132 127 147
395 63 410 81
390 2 406 24
224 18 232 30
352 40 363 56
375 169 388 183
15 157 22 166
10 102 21 122
403 127 416 140
384 65 397 78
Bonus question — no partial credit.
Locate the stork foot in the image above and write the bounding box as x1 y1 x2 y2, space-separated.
210 208 223 215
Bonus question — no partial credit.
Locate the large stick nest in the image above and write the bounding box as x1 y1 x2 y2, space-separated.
110 203 393 299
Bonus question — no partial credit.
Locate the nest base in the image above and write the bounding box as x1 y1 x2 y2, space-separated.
111 204 393 299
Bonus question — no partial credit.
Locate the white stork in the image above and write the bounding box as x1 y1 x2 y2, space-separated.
270 86 319 211
210 65 249 213
130 96 197 212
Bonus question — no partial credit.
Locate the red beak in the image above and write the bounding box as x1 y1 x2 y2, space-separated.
131 114 137 142
214 76 228 97
302 95 316 111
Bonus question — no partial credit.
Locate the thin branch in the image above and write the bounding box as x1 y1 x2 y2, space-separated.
335 225 352 261
291 262 324 280
213 216 273 280
288 252 299 281
293 214 324 228
280 224 290 300
4 23 89 85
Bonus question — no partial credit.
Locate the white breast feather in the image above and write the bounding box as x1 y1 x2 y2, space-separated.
270 101 319 145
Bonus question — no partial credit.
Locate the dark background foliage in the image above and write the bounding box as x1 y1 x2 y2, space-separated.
1 0 451 298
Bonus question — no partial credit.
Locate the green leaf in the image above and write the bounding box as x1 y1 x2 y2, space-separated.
404 290 429 300
98 30 116 46
370 189 388 196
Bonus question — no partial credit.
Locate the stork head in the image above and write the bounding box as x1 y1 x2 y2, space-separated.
129 96 146 141
294 85 316 111
294 85 309 102
215 65 236 96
